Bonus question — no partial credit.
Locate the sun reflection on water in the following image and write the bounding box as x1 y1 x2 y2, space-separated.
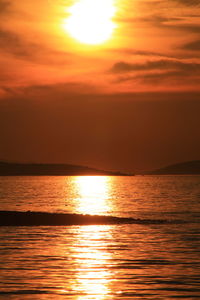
73 225 113 300
74 176 112 215
61 176 114 298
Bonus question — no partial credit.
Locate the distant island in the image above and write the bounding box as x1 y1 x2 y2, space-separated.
147 160 200 175
0 161 128 176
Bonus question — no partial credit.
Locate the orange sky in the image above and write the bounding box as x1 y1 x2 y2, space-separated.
0 0 200 172
1 0 200 95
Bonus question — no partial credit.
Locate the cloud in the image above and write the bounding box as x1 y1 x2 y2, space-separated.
0 80 99 99
142 14 200 34
0 29 70 65
23 81 98 96
114 70 200 87
112 46 199 60
110 59 200 87
174 0 200 6
130 6 200 35
110 59 200 73
163 22 200 34
182 39 200 51
0 0 10 15
0 29 31 57
137 70 200 85
111 48 175 59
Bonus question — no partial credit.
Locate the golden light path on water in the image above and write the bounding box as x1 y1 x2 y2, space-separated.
62 176 113 299
74 226 113 300
58 225 113 299
74 176 112 215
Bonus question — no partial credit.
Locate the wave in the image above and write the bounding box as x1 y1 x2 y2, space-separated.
0 211 186 226
0 290 50 295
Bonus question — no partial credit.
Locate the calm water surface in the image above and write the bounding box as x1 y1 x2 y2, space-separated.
0 176 200 299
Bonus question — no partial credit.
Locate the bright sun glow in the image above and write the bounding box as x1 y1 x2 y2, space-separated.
75 176 111 215
64 0 116 45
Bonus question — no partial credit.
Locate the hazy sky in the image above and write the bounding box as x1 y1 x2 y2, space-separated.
0 0 200 172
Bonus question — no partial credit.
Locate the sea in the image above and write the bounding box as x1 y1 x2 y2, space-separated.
0 175 200 299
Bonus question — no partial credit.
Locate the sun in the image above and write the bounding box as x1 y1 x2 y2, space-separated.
64 0 116 45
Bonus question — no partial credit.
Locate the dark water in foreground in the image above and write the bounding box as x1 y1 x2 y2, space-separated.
0 175 200 299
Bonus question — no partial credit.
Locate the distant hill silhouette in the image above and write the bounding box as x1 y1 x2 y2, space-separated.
0 161 126 176
148 160 200 175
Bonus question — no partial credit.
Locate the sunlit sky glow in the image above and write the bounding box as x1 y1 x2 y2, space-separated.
0 0 200 172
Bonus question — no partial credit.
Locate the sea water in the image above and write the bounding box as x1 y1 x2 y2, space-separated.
0 175 200 299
